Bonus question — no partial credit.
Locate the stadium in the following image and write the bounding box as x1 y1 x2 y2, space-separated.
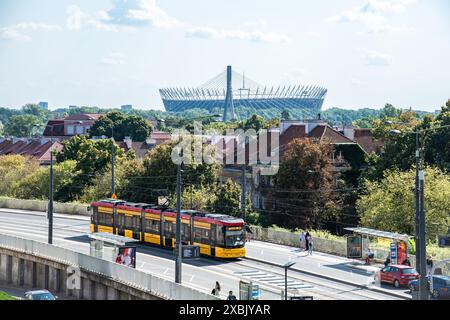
159 66 327 121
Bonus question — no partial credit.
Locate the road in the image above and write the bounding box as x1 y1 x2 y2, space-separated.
0 208 410 300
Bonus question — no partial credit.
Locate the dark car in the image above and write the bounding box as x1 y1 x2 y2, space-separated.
24 290 57 300
374 265 419 288
409 275 450 299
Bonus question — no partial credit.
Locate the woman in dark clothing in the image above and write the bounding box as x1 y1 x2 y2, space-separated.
305 232 310 251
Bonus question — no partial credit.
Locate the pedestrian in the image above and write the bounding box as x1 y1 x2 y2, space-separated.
384 255 391 268
426 256 433 275
402 257 411 267
227 291 237 300
299 232 306 251
245 224 253 242
308 236 314 256
305 232 310 252
214 281 221 296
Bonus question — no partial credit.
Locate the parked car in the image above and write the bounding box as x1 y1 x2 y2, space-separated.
374 265 419 288
24 290 57 300
409 275 450 299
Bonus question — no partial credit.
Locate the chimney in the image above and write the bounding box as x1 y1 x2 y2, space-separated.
124 136 132 149
343 127 355 141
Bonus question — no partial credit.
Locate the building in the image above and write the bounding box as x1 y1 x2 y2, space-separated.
160 66 327 121
43 113 102 139
0 138 62 165
121 105 133 112
38 102 48 110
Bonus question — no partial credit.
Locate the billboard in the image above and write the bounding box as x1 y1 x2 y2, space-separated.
114 246 137 269
347 235 363 259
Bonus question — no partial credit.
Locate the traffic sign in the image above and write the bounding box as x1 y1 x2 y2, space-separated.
111 193 117 199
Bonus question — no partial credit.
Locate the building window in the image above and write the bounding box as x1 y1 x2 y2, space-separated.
76 126 83 134
67 125 74 135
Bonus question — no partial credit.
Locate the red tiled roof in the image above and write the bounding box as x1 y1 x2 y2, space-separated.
353 129 384 154
0 139 62 163
64 113 102 121
309 125 355 144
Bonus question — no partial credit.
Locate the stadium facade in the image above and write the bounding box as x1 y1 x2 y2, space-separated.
159 66 327 121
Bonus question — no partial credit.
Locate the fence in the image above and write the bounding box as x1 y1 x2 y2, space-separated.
0 197 90 216
0 233 217 300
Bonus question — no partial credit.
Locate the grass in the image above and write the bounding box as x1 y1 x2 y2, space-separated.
0 291 17 300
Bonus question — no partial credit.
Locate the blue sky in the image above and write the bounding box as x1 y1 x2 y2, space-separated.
0 0 449 112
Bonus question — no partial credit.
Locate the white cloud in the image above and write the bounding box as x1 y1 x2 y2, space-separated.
329 0 416 34
0 23 61 41
303 31 321 38
100 52 126 65
186 27 290 43
244 19 267 28
363 50 393 66
67 1 179 31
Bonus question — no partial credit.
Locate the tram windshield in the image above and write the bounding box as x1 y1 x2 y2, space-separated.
225 227 245 248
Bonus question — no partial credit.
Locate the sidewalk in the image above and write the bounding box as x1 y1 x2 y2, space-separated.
244 240 410 299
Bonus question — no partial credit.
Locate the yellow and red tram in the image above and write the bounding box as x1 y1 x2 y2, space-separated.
89 199 246 259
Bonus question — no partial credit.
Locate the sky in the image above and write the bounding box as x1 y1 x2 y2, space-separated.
0 0 449 112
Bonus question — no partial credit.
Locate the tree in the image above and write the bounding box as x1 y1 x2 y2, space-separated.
281 110 291 120
0 155 40 196
130 140 220 204
3 115 41 137
212 179 242 217
357 167 450 241
268 138 336 229
238 114 267 132
89 111 152 141
13 160 80 201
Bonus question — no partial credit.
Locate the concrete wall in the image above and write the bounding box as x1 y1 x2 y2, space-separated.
0 197 90 216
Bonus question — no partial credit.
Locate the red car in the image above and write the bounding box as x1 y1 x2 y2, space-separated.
374 265 419 288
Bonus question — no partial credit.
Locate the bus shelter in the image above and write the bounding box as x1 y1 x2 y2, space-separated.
344 227 412 265
88 232 140 268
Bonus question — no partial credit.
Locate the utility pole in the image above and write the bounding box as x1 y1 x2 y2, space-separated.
48 125 54 244
111 126 115 197
175 163 182 283
241 164 247 221
414 131 421 284
418 170 428 300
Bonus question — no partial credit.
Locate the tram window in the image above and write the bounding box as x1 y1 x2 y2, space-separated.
193 227 202 243
181 224 190 242
216 227 224 246
164 222 175 237
145 219 160 234
125 215 133 228
99 213 113 226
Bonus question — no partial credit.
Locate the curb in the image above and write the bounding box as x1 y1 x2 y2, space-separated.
0 208 90 221
245 256 411 300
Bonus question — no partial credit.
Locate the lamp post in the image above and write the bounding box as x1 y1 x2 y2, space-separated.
175 163 182 283
111 126 115 197
283 261 296 300
388 123 450 300
47 124 55 244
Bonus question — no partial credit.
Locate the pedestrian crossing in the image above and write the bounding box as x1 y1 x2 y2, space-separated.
234 270 314 291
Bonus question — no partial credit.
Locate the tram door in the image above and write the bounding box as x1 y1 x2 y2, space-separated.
210 224 217 257
132 215 141 240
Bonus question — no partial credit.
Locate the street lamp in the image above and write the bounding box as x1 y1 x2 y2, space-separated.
283 261 296 300
388 123 450 300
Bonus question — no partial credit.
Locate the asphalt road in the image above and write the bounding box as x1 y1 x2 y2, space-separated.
0 208 409 300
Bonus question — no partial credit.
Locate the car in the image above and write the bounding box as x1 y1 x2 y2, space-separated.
374 265 419 288
24 290 57 300
409 275 450 299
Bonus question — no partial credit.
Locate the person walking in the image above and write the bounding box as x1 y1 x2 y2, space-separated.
426 256 434 275
214 281 221 296
299 232 306 251
227 291 237 300
305 232 310 252
307 235 314 256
